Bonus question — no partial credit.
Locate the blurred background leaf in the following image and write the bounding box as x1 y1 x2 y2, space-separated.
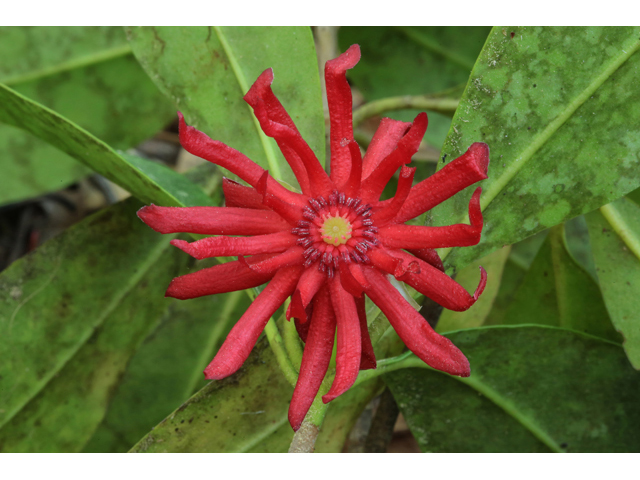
586 197 640 369
0 26 175 205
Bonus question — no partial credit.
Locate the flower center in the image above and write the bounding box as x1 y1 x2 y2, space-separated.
291 191 379 277
321 216 352 246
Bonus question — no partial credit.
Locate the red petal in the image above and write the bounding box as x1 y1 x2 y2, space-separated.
379 188 483 249
363 267 470 377
325 44 361 188
244 69 312 194
289 286 336 431
341 141 363 198
338 262 364 297
359 113 427 203
170 231 296 259
246 89 334 197
362 118 411 179
356 296 376 370
204 265 303 380
165 255 275 300
407 248 445 272
137 205 289 235
178 112 304 207
244 246 305 275
294 316 311 343
371 166 415 226
287 266 326 322
396 142 489 223
322 275 361 403
388 249 486 312
222 178 269 210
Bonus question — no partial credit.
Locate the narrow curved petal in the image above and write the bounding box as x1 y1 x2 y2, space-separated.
244 246 305 275
341 141 364 198
359 113 427 203
244 68 312 194
255 171 305 225
362 118 411 179
371 166 415 226
222 178 269 210
137 205 290 235
170 231 296 259
363 267 470 377
379 188 483 249
166 255 275 300
396 142 489 223
248 96 334 197
325 44 361 188
287 265 326 322
288 286 336 431
407 248 444 272
322 274 361 403
204 265 303 380
388 249 487 312
356 296 376 370
178 112 305 208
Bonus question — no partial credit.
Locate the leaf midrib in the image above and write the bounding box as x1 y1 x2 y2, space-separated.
440 34 640 262
600 201 640 262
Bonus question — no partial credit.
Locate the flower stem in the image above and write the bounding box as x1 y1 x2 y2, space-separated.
352 95 459 128
263 318 299 388
288 382 332 453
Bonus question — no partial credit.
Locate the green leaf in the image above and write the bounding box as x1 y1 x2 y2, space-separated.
339 26 490 151
126 26 324 188
437 246 511 333
0 26 175 205
0 83 212 207
0 198 184 450
129 337 294 453
586 198 640 369
83 289 251 452
500 226 619 341
434 27 640 271
384 326 640 452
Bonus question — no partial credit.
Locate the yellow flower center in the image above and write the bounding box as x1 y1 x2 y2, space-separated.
321 216 352 246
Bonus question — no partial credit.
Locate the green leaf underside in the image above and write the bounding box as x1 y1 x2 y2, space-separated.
339 26 490 152
0 199 179 446
0 83 212 208
437 246 511 333
83 288 251 452
385 326 640 452
433 27 640 272
586 198 640 368
499 227 620 341
126 26 325 188
0 26 176 205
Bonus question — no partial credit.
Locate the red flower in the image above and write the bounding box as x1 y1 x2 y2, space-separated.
137 44 489 431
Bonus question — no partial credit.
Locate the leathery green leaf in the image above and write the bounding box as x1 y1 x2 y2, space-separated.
83 288 251 453
586 198 640 369
126 26 324 188
385 326 640 452
0 26 175 205
0 198 183 449
437 246 511 333
0 84 212 207
433 27 640 272
501 225 619 341
129 337 294 453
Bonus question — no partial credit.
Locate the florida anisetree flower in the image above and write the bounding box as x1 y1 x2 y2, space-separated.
138 44 489 431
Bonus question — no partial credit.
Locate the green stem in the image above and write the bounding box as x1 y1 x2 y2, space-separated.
352 95 459 128
281 300 304 370
263 318 298 388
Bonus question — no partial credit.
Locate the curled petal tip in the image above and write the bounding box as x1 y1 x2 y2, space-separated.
468 142 490 177
474 266 488 301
